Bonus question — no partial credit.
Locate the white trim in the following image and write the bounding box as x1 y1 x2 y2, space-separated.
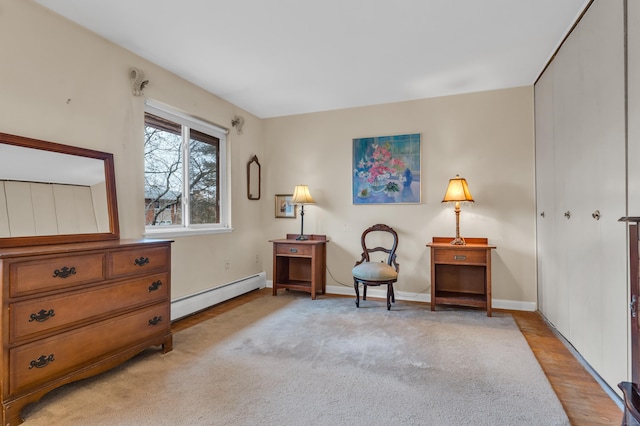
145 99 229 136
492 298 537 312
266 282 538 312
144 226 233 239
171 272 266 320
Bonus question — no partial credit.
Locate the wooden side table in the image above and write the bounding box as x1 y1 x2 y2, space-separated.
427 237 496 316
270 234 327 300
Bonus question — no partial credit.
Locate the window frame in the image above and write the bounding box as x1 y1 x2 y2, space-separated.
144 100 231 237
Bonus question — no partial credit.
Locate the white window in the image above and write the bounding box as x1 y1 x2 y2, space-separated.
144 101 229 236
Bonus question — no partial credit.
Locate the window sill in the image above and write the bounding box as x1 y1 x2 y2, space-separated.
144 226 233 239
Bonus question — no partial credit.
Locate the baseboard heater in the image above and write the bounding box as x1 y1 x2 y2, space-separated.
171 272 266 321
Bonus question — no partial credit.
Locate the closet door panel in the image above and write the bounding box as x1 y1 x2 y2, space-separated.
627 0 640 388
630 0 640 215
550 42 578 339
535 68 560 328
594 0 628 386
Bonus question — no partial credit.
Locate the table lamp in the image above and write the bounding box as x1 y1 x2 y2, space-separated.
442 174 474 245
291 185 316 240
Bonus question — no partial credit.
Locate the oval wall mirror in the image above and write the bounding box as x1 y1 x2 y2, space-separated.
247 155 261 200
0 132 119 247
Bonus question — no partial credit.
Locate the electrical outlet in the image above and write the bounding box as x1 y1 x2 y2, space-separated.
255 253 260 264
224 259 231 269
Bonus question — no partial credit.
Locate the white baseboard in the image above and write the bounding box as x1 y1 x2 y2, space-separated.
172 272 266 321
267 281 536 312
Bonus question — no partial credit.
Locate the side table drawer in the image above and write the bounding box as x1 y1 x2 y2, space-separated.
434 249 486 265
275 243 311 256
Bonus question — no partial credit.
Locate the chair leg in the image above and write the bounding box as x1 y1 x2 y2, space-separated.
363 284 367 300
386 285 392 310
354 279 360 307
390 284 395 303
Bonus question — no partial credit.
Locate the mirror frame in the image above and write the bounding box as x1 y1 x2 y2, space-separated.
247 155 261 200
0 132 120 248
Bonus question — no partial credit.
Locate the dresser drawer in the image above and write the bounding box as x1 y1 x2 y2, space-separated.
433 249 487 265
109 245 170 278
9 303 169 394
275 243 312 256
9 253 106 297
10 272 169 342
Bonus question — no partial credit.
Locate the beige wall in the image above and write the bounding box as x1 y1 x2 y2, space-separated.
0 0 265 300
1 0 538 308
263 87 537 307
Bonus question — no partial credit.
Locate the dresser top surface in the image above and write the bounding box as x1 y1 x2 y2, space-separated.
0 238 173 258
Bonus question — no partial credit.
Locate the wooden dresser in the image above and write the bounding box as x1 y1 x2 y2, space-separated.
0 238 172 425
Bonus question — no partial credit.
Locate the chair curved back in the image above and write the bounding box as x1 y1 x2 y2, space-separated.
355 223 399 272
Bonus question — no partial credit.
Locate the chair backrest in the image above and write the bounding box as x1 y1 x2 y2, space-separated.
359 224 399 268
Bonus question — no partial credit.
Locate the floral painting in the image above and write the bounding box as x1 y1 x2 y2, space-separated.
353 133 421 204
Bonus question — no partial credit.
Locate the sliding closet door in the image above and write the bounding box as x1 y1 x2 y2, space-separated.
627 0 640 381
629 0 640 217
535 0 627 391
588 1 626 385
535 66 566 332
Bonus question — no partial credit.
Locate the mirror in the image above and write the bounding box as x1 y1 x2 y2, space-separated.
0 132 119 247
247 155 261 200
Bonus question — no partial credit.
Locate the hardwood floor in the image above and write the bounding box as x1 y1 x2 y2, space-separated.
511 310 622 425
172 289 623 425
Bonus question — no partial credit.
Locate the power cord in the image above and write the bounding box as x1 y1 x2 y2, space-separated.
325 264 429 298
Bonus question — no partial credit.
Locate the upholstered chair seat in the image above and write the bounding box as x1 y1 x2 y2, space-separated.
352 262 398 282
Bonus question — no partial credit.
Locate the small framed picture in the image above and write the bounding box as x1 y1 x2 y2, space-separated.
275 194 297 218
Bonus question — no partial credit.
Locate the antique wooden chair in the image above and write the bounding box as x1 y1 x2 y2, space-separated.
352 224 399 310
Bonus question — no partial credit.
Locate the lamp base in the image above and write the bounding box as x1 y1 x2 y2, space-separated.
296 235 308 241
450 236 466 245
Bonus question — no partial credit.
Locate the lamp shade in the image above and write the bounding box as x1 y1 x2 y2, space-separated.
291 185 316 205
442 175 474 203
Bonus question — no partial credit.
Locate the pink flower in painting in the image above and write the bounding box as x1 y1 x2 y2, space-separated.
354 143 406 192
355 143 406 194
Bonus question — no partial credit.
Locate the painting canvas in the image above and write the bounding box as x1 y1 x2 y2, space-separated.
353 133 421 204
275 194 296 218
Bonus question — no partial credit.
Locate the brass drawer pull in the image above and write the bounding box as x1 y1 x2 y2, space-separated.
29 309 55 322
289 248 298 253
148 280 163 292
53 266 76 278
148 316 163 326
454 255 466 261
29 354 55 369
134 256 150 266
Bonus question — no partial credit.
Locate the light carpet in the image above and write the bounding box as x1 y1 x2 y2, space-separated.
22 293 569 425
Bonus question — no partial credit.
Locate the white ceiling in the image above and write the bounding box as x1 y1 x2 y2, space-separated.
34 0 590 118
